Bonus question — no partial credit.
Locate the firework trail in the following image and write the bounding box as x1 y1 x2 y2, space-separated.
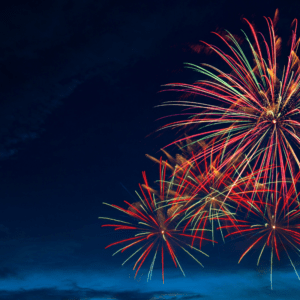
159 9 300 195
99 160 208 283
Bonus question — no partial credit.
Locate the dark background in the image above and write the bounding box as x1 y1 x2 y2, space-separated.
1 0 300 299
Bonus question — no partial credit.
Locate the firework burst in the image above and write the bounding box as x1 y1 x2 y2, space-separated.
159 9 300 195
146 139 253 248
99 160 208 283
220 176 300 289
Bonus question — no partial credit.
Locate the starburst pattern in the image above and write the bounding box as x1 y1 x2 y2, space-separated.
160 10 300 195
219 176 300 289
99 160 208 283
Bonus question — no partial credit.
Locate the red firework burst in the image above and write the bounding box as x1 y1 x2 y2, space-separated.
159 9 300 195
219 174 300 289
99 160 208 283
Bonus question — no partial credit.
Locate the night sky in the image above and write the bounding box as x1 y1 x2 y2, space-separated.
2 0 300 299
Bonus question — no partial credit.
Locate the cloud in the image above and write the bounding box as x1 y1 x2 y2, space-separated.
0 267 18 279
149 294 205 300
0 286 202 300
1 277 300 300
1 261 300 300
0 224 9 235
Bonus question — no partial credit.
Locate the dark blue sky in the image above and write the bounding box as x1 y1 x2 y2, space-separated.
1 0 300 299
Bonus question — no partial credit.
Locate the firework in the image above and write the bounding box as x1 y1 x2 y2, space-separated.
220 177 300 289
146 139 253 248
99 10 300 289
99 160 208 283
159 9 300 195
